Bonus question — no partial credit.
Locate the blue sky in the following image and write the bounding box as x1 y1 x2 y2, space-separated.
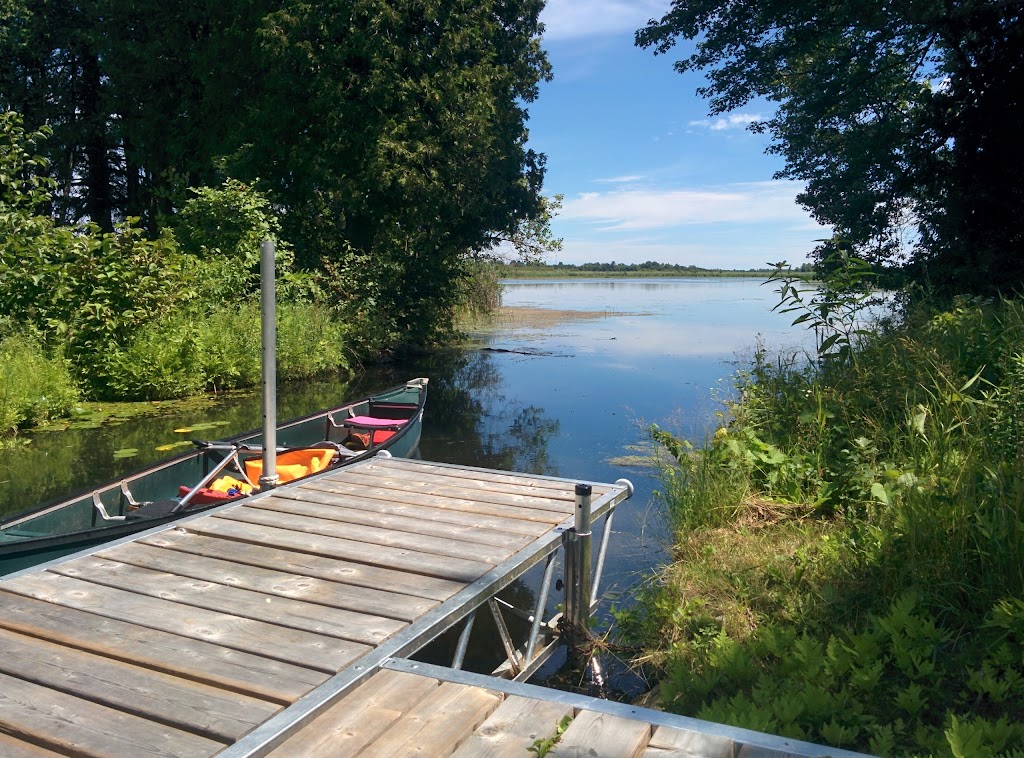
529 1 828 269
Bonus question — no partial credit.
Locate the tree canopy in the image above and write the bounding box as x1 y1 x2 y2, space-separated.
1 0 553 343
637 0 1024 296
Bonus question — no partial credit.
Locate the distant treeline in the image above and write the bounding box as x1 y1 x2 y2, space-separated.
497 261 816 278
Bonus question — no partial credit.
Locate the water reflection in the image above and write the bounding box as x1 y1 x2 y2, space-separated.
391 349 560 476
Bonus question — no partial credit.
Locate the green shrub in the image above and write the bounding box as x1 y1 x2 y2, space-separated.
658 595 1024 756
636 294 1024 755
98 315 207 401
655 295 1024 613
191 300 347 389
458 260 504 318
1 114 195 399
192 303 263 392
175 179 294 302
649 425 748 531
96 301 347 401
276 302 348 381
0 333 80 437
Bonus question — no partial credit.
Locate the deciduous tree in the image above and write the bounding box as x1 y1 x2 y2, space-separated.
1 0 554 344
638 0 1024 295
236 0 552 342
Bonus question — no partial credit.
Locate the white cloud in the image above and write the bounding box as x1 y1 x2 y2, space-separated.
689 113 764 131
559 181 819 230
540 0 670 41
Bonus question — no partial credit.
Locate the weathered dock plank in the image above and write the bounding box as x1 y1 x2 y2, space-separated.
0 732 62 757
337 467 578 513
139 529 462 601
0 670 225 758
555 709 652 758
300 477 571 524
0 627 278 742
250 492 536 550
355 681 503 758
192 513 493 581
273 484 551 538
219 504 517 564
267 670 440 756
0 590 326 702
1 572 369 672
370 458 613 498
449 695 574 758
51 553 404 645
334 658 868 758
102 540 436 622
643 724 798 758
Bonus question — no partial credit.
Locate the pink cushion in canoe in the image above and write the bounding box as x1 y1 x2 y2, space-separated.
346 416 408 427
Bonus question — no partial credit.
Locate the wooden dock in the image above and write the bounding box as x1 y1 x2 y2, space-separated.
0 456 861 757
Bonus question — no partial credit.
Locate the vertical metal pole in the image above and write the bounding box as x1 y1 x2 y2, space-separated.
589 510 616 609
575 483 593 632
259 239 279 490
451 611 476 670
590 479 632 608
562 529 578 630
525 552 558 664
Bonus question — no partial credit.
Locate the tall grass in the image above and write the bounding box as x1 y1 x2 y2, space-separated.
662 296 1024 615
100 301 349 401
628 296 1024 754
0 332 80 440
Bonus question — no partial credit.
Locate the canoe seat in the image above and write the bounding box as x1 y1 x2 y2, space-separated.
345 415 409 428
342 416 408 448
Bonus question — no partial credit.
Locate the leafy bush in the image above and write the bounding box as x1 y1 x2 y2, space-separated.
458 260 504 318
190 301 347 389
98 301 347 400
174 178 294 302
0 332 80 437
99 315 207 401
192 305 263 392
658 595 1024 756
318 246 402 359
0 111 54 216
276 302 348 381
661 295 1024 612
649 425 748 531
1 111 197 397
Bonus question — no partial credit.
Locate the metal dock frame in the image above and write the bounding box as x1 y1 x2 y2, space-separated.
220 470 634 757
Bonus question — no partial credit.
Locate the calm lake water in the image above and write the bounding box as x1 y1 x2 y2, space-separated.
0 277 813 692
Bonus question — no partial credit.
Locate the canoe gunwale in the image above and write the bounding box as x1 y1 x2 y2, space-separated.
0 379 428 563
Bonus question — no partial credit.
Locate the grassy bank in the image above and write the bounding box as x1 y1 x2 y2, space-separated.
621 296 1024 755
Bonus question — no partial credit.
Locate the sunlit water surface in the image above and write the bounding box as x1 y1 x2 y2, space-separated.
0 277 815 694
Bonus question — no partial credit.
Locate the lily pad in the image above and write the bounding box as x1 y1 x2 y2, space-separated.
113 448 139 459
173 420 230 434
155 440 194 452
